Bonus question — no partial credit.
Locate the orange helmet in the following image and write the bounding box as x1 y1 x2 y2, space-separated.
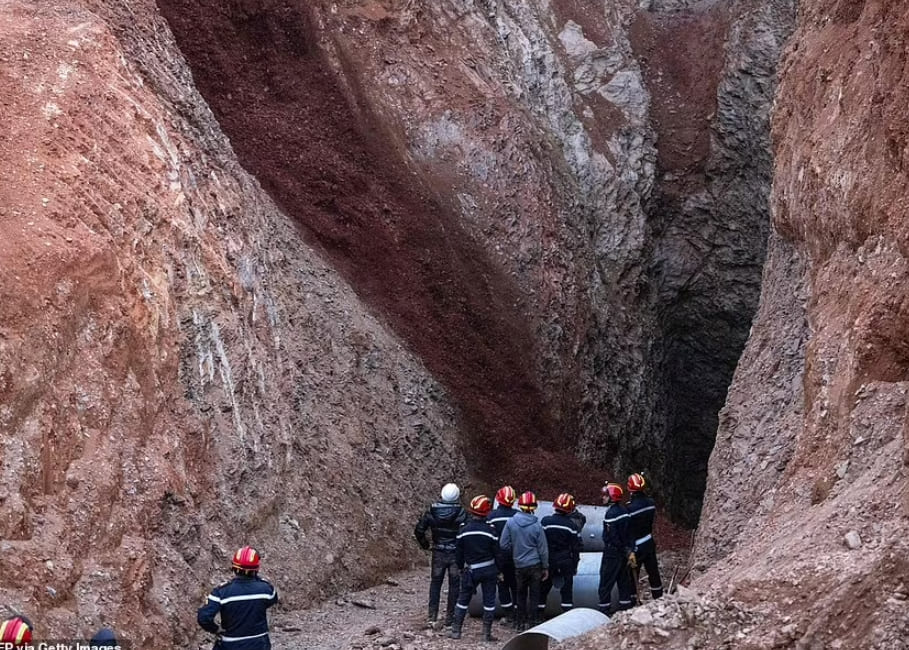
232 545 261 571
0 617 33 646
553 492 576 513
495 485 516 506
602 483 624 503
627 473 646 492
517 491 537 512
469 495 493 517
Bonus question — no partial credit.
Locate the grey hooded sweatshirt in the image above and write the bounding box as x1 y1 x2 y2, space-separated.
500 510 549 569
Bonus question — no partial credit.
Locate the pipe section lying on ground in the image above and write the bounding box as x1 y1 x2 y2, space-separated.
469 552 603 617
500 608 610 650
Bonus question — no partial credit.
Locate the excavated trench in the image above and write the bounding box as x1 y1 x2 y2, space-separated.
155 0 792 523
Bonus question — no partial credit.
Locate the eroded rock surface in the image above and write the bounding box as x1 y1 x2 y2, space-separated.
0 2 464 645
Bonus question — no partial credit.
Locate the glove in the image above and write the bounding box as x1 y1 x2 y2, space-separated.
627 552 637 569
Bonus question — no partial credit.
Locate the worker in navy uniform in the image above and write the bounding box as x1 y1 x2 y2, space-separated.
414 482 468 625
198 545 279 649
450 495 500 642
539 493 582 616
485 485 518 622
597 483 635 614
626 473 663 604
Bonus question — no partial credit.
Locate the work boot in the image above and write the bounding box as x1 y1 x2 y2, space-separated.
427 607 438 623
483 620 498 642
449 609 465 639
444 611 454 627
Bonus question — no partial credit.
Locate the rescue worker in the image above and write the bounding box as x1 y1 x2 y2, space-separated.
486 485 518 622
626 473 663 603
414 482 468 626
197 545 279 649
450 495 500 642
500 491 548 631
540 493 582 616
597 483 635 614
0 615 33 648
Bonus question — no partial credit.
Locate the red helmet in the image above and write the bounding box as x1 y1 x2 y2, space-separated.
495 485 516 506
232 545 261 571
601 483 624 503
0 617 33 646
469 495 493 517
517 491 537 511
627 473 646 492
553 492 576 513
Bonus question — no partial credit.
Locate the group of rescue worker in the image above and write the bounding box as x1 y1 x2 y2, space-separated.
413 473 663 641
1 475 659 649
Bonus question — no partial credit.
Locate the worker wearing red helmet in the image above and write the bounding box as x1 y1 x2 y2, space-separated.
197 545 279 649
540 493 583 616
450 495 501 642
597 483 635 614
500 491 548 631
486 485 518 622
626 473 663 603
0 615 33 648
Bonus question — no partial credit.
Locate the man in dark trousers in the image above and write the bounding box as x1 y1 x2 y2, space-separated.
597 483 635 615
450 495 500 642
198 546 279 649
486 485 518 622
626 473 663 604
414 482 468 626
540 492 582 617
500 491 548 631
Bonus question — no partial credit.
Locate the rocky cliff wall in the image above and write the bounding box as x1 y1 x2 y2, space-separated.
694 1 909 646
155 0 792 521
0 2 465 645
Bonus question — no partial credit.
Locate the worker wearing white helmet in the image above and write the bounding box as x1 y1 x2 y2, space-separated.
414 483 467 626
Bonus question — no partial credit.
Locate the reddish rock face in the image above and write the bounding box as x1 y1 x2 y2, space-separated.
0 2 465 645
694 1 909 646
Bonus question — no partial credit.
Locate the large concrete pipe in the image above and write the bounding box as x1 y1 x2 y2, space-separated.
500 608 610 650
469 501 610 617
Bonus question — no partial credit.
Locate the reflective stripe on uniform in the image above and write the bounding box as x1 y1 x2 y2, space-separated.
457 530 497 541
468 559 495 569
208 591 277 605
635 534 652 545
221 631 269 642
488 517 511 524
604 513 629 523
629 505 656 516
542 524 578 534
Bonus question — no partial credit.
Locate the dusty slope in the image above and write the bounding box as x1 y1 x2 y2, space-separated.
0 1 465 646
690 1 909 648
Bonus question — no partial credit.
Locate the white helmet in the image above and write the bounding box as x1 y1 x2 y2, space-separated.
440 483 460 503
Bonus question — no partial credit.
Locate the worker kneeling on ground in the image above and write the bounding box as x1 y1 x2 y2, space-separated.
450 495 500 642
198 545 279 649
626 473 663 604
540 492 582 616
